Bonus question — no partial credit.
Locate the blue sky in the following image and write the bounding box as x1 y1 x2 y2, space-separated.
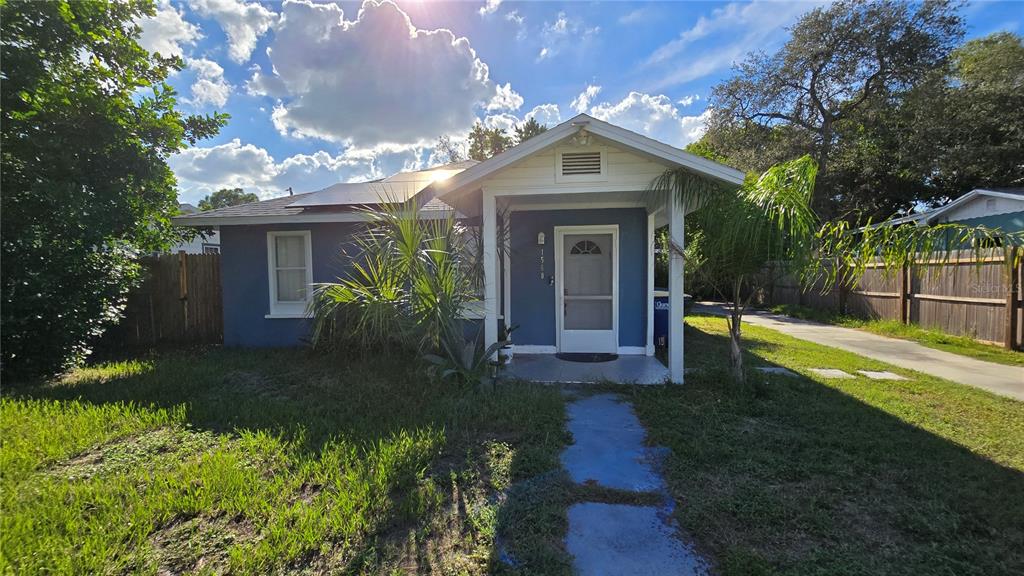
138 0 1022 204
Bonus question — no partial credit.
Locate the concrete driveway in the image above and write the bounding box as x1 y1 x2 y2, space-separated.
694 302 1024 401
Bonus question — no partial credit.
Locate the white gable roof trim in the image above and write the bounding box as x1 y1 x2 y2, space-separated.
921 188 1024 225
430 113 745 204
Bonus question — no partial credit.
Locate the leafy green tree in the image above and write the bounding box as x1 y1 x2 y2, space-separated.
905 32 1024 197
432 135 464 164
467 122 514 161
198 188 259 211
514 117 547 143
1 0 226 378
709 0 964 218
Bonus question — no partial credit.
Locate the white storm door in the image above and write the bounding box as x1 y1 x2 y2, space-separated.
556 226 618 353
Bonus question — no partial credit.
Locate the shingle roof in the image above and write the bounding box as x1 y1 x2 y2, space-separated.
288 160 479 209
174 160 479 226
176 192 317 222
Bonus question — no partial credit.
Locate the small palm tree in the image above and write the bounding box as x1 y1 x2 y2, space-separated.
655 155 1023 383
652 155 819 382
309 197 479 359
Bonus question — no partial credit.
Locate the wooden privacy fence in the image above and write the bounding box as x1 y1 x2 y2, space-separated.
106 252 223 346
758 248 1022 350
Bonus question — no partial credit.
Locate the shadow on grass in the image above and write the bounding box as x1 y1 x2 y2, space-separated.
629 322 1024 575
3 347 572 574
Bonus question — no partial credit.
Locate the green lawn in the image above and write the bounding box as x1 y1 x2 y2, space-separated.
5 325 1023 575
0 350 568 575
768 303 1024 366
631 315 1024 576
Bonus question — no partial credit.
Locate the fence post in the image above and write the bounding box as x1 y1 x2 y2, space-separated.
1006 247 1020 351
178 250 189 333
898 263 910 324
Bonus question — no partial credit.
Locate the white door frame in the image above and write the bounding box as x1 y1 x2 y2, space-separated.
554 224 619 353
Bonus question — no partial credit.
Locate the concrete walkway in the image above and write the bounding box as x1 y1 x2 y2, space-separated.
695 302 1024 401
561 394 708 576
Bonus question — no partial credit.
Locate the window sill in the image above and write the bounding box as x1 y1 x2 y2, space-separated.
459 300 504 320
264 313 311 319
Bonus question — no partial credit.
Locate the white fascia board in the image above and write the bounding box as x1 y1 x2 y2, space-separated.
172 213 369 226
924 189 1024 224
432 121 579 200
583 118 745 185
172 209 457 227
433 113 745 204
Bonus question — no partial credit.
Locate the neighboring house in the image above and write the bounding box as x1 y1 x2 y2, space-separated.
171 204 220 253
884 188 1024 232
173 113 745 381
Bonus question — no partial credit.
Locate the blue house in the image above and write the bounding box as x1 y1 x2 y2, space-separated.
174 114 745 381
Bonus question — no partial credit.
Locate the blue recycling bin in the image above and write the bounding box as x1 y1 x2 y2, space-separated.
653 290 691 347
653 290 670 347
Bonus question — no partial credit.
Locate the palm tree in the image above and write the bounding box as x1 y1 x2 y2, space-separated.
654 155 1023 382
309 197 478 355
652 156 818 382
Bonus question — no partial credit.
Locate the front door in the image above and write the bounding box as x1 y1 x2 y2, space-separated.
556 226 618 353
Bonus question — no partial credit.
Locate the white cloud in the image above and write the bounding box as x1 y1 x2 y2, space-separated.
524 103 561 126
676 94 700 107
570 84 602 114
644 0 825 89
187 58 231 108
483 113 518 133
505 10 524 26
250 0 494 147
486 82 524 112
618 7 651 25
478 0 502 17
191 0 276 63
170 138 426 202
587 92 709 147
137 0 201 58
548 12 569 34
537 11 600 62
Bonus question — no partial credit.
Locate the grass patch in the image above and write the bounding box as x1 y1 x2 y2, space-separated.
1 349 568 575
768 303 1024 366
630 315 1024 575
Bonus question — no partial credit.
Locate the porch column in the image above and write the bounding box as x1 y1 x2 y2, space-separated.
646 211 656 356
482 189 499 355
668 195 685 382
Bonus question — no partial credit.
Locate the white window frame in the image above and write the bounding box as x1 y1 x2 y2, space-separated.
554 146 608 184
266 230 313 318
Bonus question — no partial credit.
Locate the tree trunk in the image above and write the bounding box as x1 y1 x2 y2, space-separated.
728 280 745 385
813 120 833 218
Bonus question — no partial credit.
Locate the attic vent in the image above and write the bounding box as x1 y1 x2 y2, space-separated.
561 152 603 176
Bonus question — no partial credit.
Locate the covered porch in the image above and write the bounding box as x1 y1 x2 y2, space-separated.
429 113 745 384
503 353 670 385
482 188 688 382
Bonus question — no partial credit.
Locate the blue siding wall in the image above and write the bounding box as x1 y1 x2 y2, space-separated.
509 208 648 348
220 223 360 347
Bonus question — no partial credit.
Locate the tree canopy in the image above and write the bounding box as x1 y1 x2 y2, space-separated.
446 118 550 163
706 0 967 220
198 188 259 211
514 117 548 143
905 32 1024 196
468 123 514 162
1 0 227 377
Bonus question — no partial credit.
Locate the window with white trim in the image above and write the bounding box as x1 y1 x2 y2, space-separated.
267 231 313 316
